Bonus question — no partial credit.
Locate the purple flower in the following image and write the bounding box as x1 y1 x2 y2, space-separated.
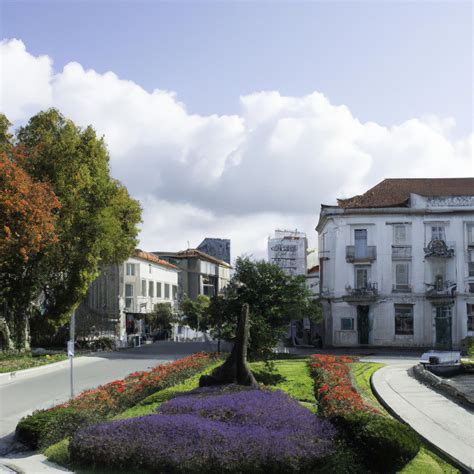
71 389 335 473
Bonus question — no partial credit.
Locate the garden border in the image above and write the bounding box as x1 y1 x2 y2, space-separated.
370 367 470 474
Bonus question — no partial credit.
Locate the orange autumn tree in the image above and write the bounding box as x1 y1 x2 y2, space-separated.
0 146 60 350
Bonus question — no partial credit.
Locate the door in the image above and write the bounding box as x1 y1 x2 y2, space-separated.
435 306 452 349
355 229 368 259
357 305 370 344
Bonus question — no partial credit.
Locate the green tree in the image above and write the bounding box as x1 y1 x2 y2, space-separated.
217 257 320 358
146 303 175 333
14 109 142 328
180 295 211 333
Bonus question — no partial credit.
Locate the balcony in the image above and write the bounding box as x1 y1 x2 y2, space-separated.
425 281 457 299
392 284 412 293
424 240 455 258
346 246 377 263
343 282 378 302
392 246 412 260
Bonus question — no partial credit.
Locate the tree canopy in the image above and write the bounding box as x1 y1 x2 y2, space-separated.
0 109 142 349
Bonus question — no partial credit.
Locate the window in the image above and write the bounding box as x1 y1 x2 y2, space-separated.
467 224 474 246
395 305 413 335
141 279 147 297
467 304 474 332
156 282 162 298
469 250 474 277
393 224 409 245
164 283 170 299
436 306 452 319
341 318 354 331
355 266 369 289
394 262 410 289
431 225 446 241
126 263 135 276
354 229 368 259
172 285 178 300
149 281 154 298
125 284 133 309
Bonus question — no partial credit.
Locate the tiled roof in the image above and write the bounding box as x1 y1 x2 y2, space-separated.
176 249 232 268
155 249 232 268
338 178 474 209
134 249 179 270
307 265 320 274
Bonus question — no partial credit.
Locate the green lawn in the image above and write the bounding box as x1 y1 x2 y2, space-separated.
350 361 459 474
0 352 68 373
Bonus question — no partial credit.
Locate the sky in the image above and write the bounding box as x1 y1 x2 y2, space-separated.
0 1 473 262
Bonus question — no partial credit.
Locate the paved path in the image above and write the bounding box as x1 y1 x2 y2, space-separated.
372 363 474 472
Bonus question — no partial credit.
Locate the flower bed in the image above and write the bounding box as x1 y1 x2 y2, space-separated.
309 354 371 417
70 389 336 473
308 354 421 472
16 352 217 449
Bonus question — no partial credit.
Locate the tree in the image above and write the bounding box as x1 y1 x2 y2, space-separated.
0 147 60 349
180 295 211 333
15 109 142 327
146 303 175 333
215 257 320 358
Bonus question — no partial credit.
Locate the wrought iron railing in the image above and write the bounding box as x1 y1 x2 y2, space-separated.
425 281 457 298
345 282 378 299
346 246 377 263
424 240 455 258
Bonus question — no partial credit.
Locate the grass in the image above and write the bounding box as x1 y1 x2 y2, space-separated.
0 352 68 373
350 361 459 474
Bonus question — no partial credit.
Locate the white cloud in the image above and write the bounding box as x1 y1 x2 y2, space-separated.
1 39 473 261
0 39 53 121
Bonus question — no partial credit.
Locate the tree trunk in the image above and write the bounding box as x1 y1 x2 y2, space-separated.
200 303 258 388
0 317 13 351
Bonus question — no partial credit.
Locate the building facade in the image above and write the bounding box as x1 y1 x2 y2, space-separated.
154 248 231 300
77 249 179 345
197 238 231 264
268 230 308 276
317 178 474 349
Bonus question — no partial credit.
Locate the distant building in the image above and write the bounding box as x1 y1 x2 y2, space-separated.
317 178 474 349
153 248 232 300
76 249 179 346
197 238 231 264
306 265 320 298
268 230 308 276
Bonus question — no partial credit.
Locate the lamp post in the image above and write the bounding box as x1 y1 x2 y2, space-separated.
68 309 76 399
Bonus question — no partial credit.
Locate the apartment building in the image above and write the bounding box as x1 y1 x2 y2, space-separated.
317 178 474 349
77 249 179 344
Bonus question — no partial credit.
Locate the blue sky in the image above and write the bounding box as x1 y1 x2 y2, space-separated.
2 1 472 135
0 1 472 259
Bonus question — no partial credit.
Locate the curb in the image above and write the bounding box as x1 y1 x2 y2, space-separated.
411 364 474 409
370 366 471 474
0 357 99 386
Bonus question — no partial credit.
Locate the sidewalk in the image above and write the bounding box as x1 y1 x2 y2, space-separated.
0 453 72 473
372 364 474 472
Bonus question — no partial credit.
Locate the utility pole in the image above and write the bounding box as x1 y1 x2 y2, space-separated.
68 309 76 399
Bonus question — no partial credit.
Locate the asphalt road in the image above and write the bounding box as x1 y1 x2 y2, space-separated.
0 341 216 454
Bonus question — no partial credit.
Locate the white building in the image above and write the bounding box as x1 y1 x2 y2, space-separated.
317 178 474 349
268 230 308 276
77 249 180 345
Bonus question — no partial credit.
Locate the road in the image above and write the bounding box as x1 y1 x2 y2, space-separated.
0 341 215 454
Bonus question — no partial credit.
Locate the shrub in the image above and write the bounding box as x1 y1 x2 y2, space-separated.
16 352 217 449
16 407 69 449
335 412 421 472
44 438 71 466
70 389 336 473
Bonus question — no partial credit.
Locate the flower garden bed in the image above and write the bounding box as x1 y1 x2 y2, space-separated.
309 354 421 472
70 388 336 473
16 352 217 449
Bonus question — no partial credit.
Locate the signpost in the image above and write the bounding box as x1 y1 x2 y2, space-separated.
68 309 75 399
